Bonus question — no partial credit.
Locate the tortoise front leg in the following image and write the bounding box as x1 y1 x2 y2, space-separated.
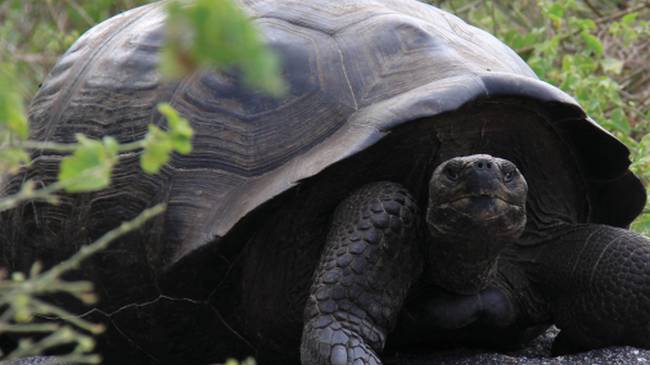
529 224 650 353
301 182 422 365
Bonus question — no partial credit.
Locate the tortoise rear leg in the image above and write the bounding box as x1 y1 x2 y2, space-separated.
301 182 423 365
528 224 650 354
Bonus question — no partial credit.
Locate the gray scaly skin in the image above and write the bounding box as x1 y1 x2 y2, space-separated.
301 182 423 365
301 154 650 365
528 224 650 353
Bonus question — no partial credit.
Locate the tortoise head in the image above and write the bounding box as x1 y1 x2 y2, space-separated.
427 154 527 241
425 154 528 293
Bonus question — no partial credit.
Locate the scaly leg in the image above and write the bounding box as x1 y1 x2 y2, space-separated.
301 182 422 365
528 224 650 353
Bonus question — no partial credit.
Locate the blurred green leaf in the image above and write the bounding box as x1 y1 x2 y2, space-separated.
140 104 194 174
0 65 29 140
162 0 287 96
58 135 118 192
158 103 193 154
601 57 624 75
0 147 30 174
571 18 596 31
622 12 638 25
580 31 604 56
632 212 650 235
141 124 173 175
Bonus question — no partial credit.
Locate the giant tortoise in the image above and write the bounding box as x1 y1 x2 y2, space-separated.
1 0 649 364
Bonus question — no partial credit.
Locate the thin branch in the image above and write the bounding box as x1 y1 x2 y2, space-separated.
30 298 104 334
16 139 147 153
63 0 95 27
0 323 60 333
583 0 604 18
0 205 165 361
487 0 498 35
13 53 58 64
621 67 649 89
5 328 98 362
39 204 165 282
492 0 534 31
595 1 650 24
456 0 482 14
0 180 65 213
43 0 67 34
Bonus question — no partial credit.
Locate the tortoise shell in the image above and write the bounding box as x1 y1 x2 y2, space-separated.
1 0 645 363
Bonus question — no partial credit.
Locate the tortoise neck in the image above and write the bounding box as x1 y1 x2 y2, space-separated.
425 235 503 295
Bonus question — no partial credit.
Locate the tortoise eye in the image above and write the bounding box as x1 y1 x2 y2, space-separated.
504 170 514 182
445 167 459 181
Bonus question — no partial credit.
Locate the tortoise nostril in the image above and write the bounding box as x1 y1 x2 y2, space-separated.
474 160 493 169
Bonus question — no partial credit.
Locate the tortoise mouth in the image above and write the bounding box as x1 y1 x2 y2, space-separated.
446 193 521 206
441 194 524 221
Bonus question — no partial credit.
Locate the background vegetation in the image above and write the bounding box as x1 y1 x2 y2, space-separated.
430 0 650 231
0 0 648 363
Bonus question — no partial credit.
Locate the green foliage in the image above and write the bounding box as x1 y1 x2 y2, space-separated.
0 147 30 175
0 0 150 98
141 103 194 174
0 65 28 140
432 0 650 234
58 135 119 193
162 0 287 96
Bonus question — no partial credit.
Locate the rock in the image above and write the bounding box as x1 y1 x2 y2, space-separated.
388 327 650 365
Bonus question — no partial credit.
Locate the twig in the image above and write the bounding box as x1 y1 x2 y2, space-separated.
0 180 65 213
0 323 59 333
5 327 99 363
487 0 498 35
40 204 165 282
44 0 67 34
29 298 104 334
63 0 95 27
621 67 649 89
13 53 58 64
492 0 534 31
456 0 482 14
583 0 604 18
0 204 165 361
16 139 146 153
595 1 650 24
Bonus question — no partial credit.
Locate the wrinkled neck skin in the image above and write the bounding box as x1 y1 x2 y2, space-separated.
424 200 525 295
425 230 507 295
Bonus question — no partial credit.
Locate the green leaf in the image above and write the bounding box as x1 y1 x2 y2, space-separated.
140 104 194 174
632 212 650 236
162 0 287 96
0 65 29 139
140 125 173 175
58 134 117 192
545 3 565 18
0 147 30 174
601 57 624 75
157 103 193 155
580 31 604 56
606 108 631 135
572 18 596 31
622 12 638 26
